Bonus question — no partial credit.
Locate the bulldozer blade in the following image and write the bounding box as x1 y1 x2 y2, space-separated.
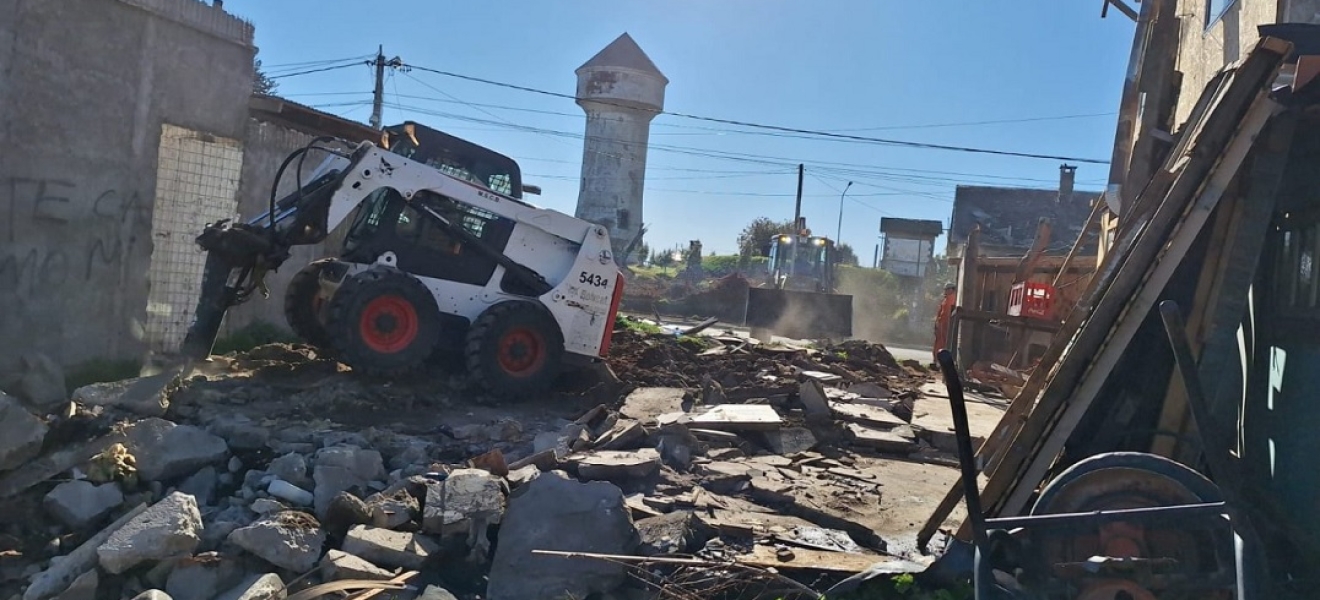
745 287 853 340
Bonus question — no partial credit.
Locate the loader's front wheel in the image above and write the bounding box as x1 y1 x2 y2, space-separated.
465 301 564 397
325 268 440 377
284 259 334 349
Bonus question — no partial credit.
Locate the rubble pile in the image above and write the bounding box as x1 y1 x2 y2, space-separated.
0 330 975 600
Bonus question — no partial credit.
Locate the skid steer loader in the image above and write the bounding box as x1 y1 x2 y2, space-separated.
178 123 625 396
744 225 853 341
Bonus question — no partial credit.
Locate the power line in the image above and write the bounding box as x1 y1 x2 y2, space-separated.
270 61 362 80
829 112 1117 132
263 55 373 71
405 63 1110 165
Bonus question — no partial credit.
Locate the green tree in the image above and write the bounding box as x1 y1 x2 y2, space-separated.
836 242 861 267
652 247 677 268
254 53 278 95
737 217 794 259
636 242 652 265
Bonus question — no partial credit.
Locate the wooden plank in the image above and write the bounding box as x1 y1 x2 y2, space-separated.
953 309 1061 333
997 90 1283 518
954 227 981 369
741 544 888 573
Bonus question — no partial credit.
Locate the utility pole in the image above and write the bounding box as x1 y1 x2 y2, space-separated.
368 46 404 130
793 164 804 231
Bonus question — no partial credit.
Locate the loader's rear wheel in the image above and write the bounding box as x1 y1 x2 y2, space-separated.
465 301 563 397
284 259 334 349
325 268 440 377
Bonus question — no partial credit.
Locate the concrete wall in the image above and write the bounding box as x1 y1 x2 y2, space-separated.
1172 0 1283 126
0 0 254 368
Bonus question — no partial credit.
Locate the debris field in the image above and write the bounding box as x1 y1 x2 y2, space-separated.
0 323 1003 600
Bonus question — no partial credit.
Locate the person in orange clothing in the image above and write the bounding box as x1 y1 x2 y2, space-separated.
933 282 957 363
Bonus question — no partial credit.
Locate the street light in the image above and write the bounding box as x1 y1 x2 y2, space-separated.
836 181 853 243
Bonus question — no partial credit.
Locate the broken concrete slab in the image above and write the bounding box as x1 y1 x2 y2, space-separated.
505 465 540 490
910 395 1005 453
487 471 639 600
44 480 122 529
71 376 166 416
847 382 892 399
342 525 439 570
798 380 832 420
635 510 715 556
830 402 907 428
760 427 818 455
227 511 326 572
367 490 418 529
97 492 203 574
689 404 782 431
323 492 373 540
215 573 285 600
846 423 917 454
422 468 505 536
570 449 661 481
205 414 271 452
51 569 96 600
418 585 459 600
619 388 688 425
125 419 229 482
0 393 47 471
266 453 310 490
312 445 385 518
319 549 394 581
165 555 245 600
593 419 647 451
178 467 218 506
10 353 67 411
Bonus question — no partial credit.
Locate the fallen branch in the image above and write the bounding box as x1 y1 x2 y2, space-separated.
530 550 821 599
285 571 417 600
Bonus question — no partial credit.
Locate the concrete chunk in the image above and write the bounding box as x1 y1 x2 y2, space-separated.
487 471 639 600
97 492 203 574
846 423 917 454
71 377 166 416
51 569 96 600
319 549 394 581
0 393 47 471
166 555 245 600
227 511 325 572
44 480 123 529
216 574 285 600
798 380 832 419
126 419 229 482
619 388 687 425
312 446 384 517
570 449 661 481
342 526 439 570
422 469 505 536
689 404 782 431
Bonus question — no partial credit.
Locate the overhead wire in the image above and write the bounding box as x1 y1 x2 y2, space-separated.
404 63 1110 165
269 61 363 80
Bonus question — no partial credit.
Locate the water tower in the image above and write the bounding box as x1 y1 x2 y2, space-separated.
574 33 668 264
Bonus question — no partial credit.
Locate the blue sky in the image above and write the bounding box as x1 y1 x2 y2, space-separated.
226 1 1134 258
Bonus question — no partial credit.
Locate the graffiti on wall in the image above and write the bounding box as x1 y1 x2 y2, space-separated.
0 177 151 297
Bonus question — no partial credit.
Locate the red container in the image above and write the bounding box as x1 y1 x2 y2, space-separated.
1008 281 1056 320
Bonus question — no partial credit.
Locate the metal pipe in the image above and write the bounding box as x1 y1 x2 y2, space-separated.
937 349 989 550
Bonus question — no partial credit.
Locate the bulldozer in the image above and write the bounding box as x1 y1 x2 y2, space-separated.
176 122 625 396
744 219 853 341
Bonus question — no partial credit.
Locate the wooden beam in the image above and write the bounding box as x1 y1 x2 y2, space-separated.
954 309 1062 333
1103 0 1140 21
1053 200 1105 287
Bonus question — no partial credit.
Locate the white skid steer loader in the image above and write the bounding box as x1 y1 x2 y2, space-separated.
179 124 624 396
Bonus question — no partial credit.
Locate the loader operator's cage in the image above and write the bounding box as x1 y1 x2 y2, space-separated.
382 122 524 199
764 234 837 293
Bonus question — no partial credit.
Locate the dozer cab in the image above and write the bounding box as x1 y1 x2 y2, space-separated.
179 123 625 396
744 224 853 341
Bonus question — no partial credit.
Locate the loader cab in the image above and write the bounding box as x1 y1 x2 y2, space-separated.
764 233 837 293
382 122 524 200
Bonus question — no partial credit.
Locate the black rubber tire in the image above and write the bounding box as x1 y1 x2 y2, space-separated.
465 301 564 397
284 259 335 349
324 268 441 377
